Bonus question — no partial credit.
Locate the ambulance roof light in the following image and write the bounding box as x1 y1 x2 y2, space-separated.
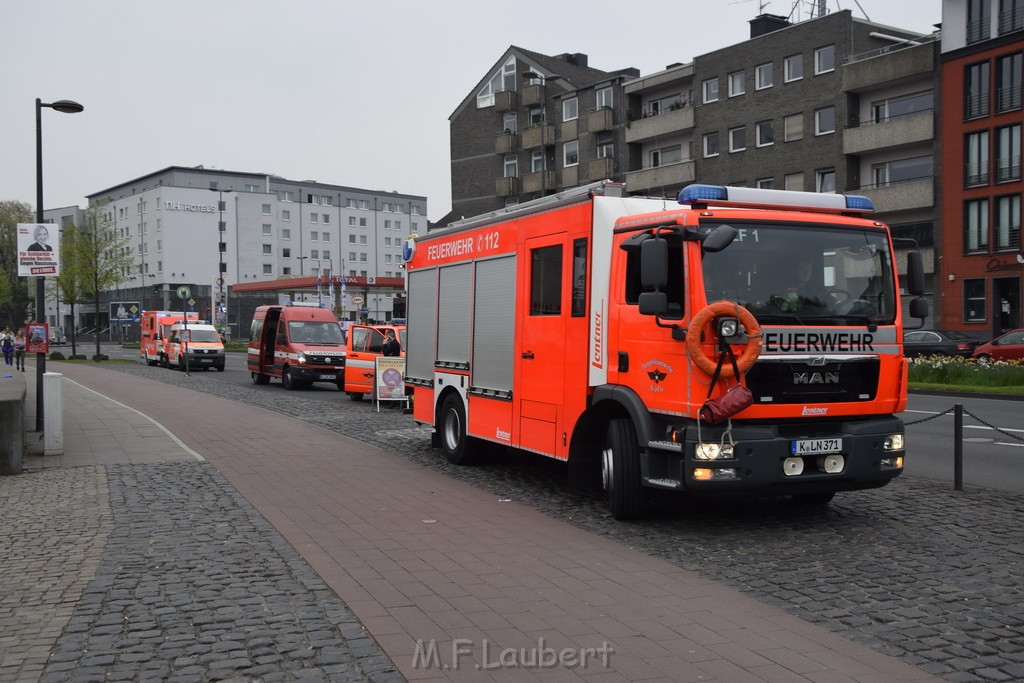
678 184 874 213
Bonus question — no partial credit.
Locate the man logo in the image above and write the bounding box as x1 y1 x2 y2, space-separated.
794 372 839 385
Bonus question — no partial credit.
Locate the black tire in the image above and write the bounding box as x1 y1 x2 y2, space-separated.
146 358 158 367
282 366 297 390
602 417 643 520
348 391 364 402
439 393 475 465
216 365 225 372
252 372 270 385
159 355 168 369
793 492 835 505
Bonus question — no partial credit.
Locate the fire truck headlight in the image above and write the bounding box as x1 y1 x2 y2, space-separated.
695 442 734 460
717 317 739 339
296 352 308 364
884 433 904 451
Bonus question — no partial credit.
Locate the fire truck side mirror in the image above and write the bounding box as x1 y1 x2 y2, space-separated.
701 225 738 253
906 250 925 296
640 238 668 290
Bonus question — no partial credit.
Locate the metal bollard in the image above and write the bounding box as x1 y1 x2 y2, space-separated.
43 372 64 456
954 403 963 491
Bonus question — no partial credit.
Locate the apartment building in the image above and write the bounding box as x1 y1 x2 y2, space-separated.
445 47 638 225
939 0 1024 337
81 166 426 333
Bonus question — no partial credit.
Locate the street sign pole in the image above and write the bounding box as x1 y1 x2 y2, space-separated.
177 286 191 376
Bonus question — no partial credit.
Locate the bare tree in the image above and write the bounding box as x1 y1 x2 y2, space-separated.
0 200 35 327
73 204 133 359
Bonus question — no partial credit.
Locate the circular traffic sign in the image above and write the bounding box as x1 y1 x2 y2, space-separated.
216 278 224 286
176 286 191 300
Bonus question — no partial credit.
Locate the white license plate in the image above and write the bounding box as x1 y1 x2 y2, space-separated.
792 438 842 455
320 374 337 380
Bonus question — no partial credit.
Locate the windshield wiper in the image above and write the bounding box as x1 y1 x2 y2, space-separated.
754 313 808 325
798 314 881 329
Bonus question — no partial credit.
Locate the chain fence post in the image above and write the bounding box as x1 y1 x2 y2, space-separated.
954 403 963 491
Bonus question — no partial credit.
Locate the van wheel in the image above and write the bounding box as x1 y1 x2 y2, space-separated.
146 359 158 367
215 365 225 372
439 394 475 465
252 372 270 385
282 367 297 390
602 417 643 520
347 391 364 402
159 355 168 369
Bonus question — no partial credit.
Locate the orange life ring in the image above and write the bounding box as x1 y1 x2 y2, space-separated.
685 301 762 378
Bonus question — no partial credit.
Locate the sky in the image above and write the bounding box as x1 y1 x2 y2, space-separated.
1 0 941 223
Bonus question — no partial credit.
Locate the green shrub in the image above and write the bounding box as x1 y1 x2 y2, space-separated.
908 355 1024 388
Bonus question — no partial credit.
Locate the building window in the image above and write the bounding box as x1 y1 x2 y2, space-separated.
348 216 356 226
563 140 579 167
651 145 682 167
966 130 991 186
996 124 1022 182
261 204 271 215
968 0 992 43
995 194 1022 250
359 235 367 245
966 62 991 119
756 177 775 189
157 240 162 252
785 172 803 191
323 250 331 260
384 220 391 230
997 53 1023 112
872 91 934 123
282 247 291 258
814 106 835 135
965 198 990 253
477 56 515 108
349 235 357 244
310 231 318 241
263 264 273 275
262 244 272 255
816 169 836 193
755 120 774 147
872 155 934 187
531 150 545 172
784 113 803 142
814 45 835 74
311 250 319 259
310 214 318 224
1001 0 1024 33
529 107 544 125
503 154 519 178
503 112 517 134
359 217 367 227
964 279 987 322
282 229 291 240
597 141 614 159
729 126 746 152
360 253 367 262
563 97 578 121
784 54 803 82
323 214 330 224
262 224 272 235
703 131 720 157
279 190 294 201
595 87 613 109
281 210 290 221
755 62 773 90
702 77 719 103
728 71 745 97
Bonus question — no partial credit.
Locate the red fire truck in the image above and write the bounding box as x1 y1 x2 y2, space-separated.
403 182 927 519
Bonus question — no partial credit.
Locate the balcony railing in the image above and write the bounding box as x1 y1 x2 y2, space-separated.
965 163 990 187
521 124 555 149
965 92 990 119
495 132 517 155
996 85 1023 113
1000 6 1024 34
996 155 1022 183
967 19 990 44
496 176 518 197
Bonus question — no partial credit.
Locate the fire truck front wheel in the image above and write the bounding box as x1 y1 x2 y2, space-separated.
439 394 476 466
602 418 644 520
282 366 298 390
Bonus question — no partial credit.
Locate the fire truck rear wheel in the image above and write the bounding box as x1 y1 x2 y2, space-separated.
348 392 364 402
252 372 270 385
146 359 158 367
439 394 475 465
282 367 298 390
602 417 643 520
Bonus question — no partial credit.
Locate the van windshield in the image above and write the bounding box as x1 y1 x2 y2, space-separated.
288 321 345 345
187 329 221 343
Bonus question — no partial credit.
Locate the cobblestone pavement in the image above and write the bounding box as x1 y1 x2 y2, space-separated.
100 361 1024 683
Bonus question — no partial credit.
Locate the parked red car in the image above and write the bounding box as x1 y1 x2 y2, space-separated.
972 328 1024 363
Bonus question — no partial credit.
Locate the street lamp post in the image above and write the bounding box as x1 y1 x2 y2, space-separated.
34 97 84 432
209 188 232 334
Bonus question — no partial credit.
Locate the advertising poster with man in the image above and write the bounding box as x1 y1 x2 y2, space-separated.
17 223 60 277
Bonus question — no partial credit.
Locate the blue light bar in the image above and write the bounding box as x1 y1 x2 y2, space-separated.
678 184 874 213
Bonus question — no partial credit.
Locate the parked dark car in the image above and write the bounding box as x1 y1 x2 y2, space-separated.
972 328 1024 364
903 330 979 358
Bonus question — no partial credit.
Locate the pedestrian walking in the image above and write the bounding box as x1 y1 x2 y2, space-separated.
13 329 26 371
1 326 14 366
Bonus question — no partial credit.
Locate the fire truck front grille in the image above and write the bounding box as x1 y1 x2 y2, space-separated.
305 354 344 365
746 357 879 404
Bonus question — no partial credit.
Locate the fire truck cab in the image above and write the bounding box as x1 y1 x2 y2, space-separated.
247 303 346 390
404 182 927 519
140 310 198 367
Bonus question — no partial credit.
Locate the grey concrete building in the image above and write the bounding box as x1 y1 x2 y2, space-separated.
444 47 638 225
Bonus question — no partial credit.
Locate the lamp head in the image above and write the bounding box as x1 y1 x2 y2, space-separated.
49 100 84 114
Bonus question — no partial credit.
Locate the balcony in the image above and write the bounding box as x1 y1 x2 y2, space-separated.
495 133 517 155
843 111 933 155
496 176 518 197
521 83 544 107
588 157 614 180
843 39 934 92
494 90 516 110
858 177 934 214
562 118 578 141
562 165 579 188
625 160 695 194
588 108 613 132
522 170 556 194
625 106 694 143
522 124 556 149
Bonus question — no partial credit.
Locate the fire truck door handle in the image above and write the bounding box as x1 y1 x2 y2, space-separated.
522 351 535 359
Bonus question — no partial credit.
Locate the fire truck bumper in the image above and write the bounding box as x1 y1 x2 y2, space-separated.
642 415 906 497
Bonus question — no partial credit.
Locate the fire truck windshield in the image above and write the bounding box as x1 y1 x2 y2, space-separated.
700 222 896 326
288 321 345 345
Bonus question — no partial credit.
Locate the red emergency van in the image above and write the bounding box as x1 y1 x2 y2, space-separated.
140 310 198 367
342 324 404 400
247 303 346 390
